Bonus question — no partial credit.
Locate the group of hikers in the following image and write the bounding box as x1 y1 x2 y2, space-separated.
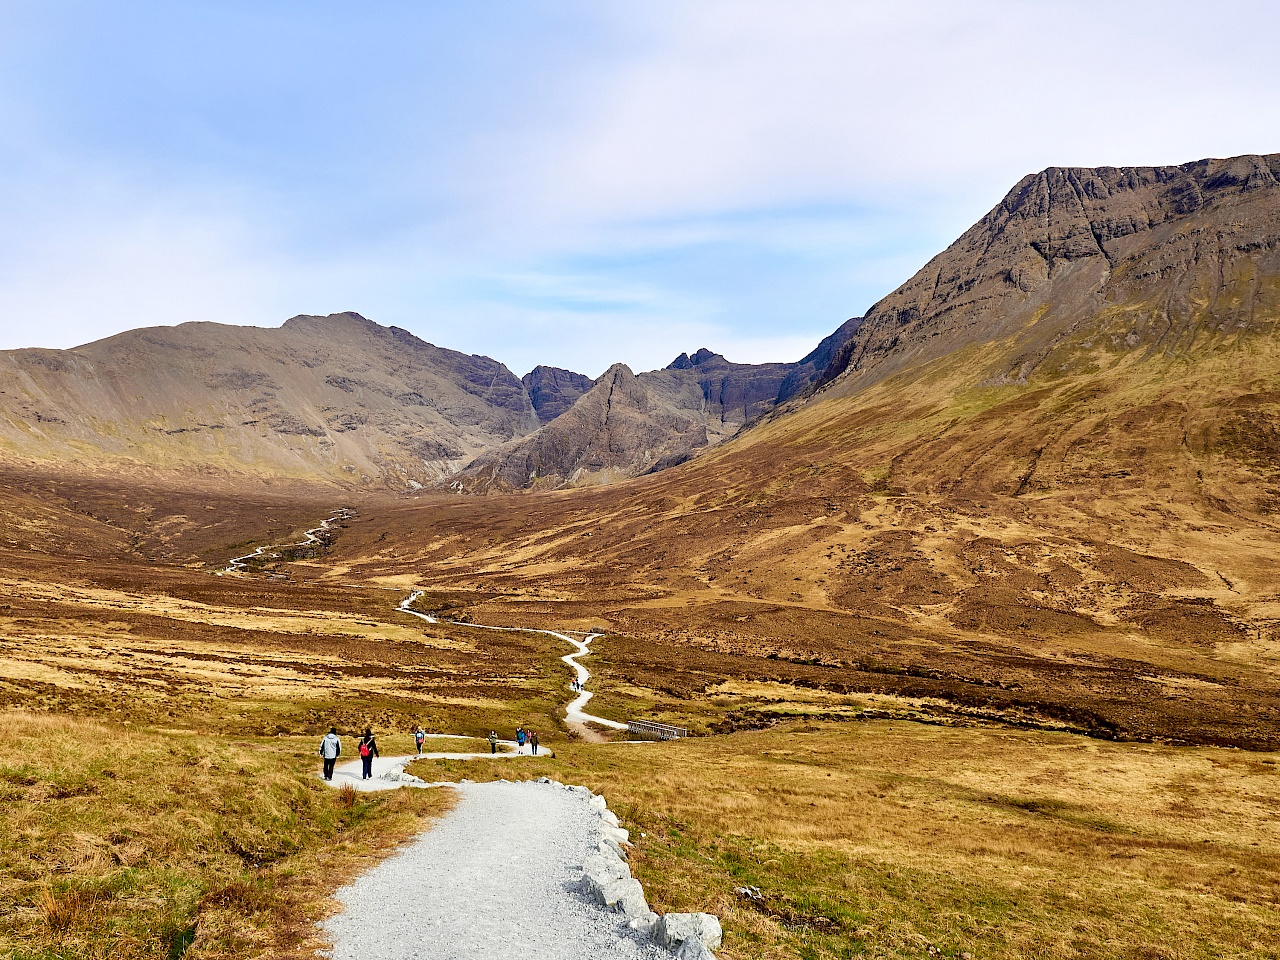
317 726 380 781
513 727 540 754
318 723 542 778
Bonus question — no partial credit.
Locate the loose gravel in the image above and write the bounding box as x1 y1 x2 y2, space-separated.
323 780 672 960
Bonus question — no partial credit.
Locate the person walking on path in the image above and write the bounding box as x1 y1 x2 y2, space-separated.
318 727 341 781
531 730 539 756
516 727 526 753
414 726 426 755
488 731 499 755
359 728 379 779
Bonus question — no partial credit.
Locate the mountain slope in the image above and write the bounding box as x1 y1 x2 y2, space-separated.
459 363 710 489
0 312 539 487
817 153 1280 393
332 153 1280 749
461 336 861 490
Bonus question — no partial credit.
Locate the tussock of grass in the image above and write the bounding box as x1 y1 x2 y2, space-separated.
410 719 1280 960
0 709 453 960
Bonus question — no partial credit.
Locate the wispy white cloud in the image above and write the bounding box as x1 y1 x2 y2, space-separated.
0 0 1275 372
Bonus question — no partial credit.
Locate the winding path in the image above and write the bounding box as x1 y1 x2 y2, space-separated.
396 591 629 740
219 509 350 575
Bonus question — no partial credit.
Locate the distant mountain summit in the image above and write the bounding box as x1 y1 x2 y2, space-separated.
817 153 1280 393
458 336 859 490
0 312 539 487
522 365 595 424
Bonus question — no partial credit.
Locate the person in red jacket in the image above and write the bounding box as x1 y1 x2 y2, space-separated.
358 728 379 779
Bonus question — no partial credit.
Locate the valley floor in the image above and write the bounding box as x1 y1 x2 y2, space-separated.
2 482 1279 959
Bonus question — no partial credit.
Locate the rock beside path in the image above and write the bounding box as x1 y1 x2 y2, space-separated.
324 779 678 960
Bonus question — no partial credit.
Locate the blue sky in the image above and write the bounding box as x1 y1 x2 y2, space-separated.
0 1 1276 377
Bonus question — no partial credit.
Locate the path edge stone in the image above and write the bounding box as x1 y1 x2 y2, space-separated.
547 778 723 959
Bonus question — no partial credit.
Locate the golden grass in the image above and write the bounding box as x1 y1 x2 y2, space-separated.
0 709 454 960
409 720 1280 960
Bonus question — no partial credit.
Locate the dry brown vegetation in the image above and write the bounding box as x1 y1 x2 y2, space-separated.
313 328 1280 754
6 305 1280 957
0 709 454 960
410 721 1280 960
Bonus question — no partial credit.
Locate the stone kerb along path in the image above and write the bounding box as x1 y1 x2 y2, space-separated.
314 593 724 959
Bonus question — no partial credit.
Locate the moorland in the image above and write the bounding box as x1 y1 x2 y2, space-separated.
3 155 1280 960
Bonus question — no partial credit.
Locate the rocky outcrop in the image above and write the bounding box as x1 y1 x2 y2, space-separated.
523 365 595 424
459 363 710 489
0 312 540 488
818 154 1280 392
458 334 864 491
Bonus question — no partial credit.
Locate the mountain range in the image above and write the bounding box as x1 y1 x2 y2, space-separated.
2 153 1278 499
0 308 857 489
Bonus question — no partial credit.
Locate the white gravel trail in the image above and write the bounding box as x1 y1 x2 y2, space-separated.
396 592 629 736
323 780 670 960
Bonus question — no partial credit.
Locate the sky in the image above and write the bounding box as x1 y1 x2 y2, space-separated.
0 1 1276 378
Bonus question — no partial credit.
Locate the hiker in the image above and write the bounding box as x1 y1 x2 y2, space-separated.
516 727 526 752
318 727 341 781
488 731 499 754
531 730 539 756
414 726 426 755
359 728 379 779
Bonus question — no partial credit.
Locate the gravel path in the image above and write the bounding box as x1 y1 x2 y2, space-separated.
323 780 671 960
396 593 629 737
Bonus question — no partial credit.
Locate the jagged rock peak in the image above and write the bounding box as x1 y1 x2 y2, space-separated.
599 362 636 382
666 348 724 370
522 365 595 424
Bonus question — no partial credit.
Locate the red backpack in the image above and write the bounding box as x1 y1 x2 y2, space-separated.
359 741 371 757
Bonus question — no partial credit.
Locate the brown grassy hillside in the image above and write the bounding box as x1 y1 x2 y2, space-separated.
306 157 1280 750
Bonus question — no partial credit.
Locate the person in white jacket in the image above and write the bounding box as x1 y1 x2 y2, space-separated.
319 727 342 781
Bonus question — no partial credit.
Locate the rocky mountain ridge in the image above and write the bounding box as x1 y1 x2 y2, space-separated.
816 153 1280 395
0 310 856 489
5 153 1277 491
458 336 859 490
0 312 540 487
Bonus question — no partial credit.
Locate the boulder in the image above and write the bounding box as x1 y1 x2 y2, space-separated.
589 794 608 812
627 911 660 938
655 913 723 952
600 878 649 919
601 809 620 828
675 938 717 960
600 837 628 860
583 850 630 881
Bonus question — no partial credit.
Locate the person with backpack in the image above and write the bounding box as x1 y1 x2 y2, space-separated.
516 727 526 752
359 728 379 779
488 730 499 754
414 726 426 755
318 727 341 781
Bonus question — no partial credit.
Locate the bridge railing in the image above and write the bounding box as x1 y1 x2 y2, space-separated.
627 719 689 741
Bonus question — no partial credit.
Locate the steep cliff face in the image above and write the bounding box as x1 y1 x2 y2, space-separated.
818 154 1280 392
458 337 865 490
522 365 595 424
460 363 710 489
0 313 539 487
